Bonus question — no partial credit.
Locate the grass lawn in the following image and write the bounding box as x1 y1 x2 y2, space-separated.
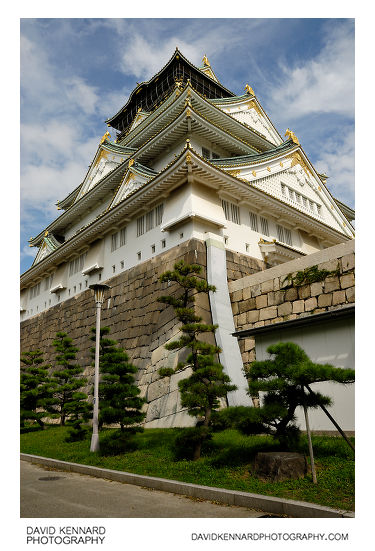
20 426 354 511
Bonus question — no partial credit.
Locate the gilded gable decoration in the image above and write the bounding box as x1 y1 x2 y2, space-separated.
284 128 300 145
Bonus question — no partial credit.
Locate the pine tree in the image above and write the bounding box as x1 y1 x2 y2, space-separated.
91 327 145 434
20 350 54 429
158 260 237 460
50 332 89 428
236 342 355 448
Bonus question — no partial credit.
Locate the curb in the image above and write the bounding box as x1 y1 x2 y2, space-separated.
21 454 354 519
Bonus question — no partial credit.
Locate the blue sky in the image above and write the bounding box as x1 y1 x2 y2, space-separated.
20 18 355 274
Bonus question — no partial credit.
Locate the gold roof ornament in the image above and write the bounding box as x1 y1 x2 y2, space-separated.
44 230 49 237
319 172 329 184
245 84 255 96
128 158 135 168
202 54 210 67
100 131 111 144
285 128 300 145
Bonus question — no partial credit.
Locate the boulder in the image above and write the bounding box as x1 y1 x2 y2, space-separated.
254 452 308 482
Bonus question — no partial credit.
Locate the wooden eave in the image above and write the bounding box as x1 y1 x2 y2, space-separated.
21 147 352 288
21 148 192 287
56 141 136 210
185 149 354 242
134 104 259 165
121 85 276 153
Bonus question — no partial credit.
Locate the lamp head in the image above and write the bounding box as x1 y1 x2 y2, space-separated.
89 283 110 304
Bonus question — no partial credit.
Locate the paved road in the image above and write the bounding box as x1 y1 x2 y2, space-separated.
21 461 269 518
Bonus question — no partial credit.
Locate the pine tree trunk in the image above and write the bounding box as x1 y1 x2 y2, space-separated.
193 441 202 461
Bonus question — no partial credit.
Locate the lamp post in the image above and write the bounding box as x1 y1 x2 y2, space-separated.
89 283 110 452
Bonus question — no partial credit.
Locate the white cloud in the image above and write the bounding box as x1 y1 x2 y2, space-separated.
268 22 354 122
314 129 355 207
120 34 202 80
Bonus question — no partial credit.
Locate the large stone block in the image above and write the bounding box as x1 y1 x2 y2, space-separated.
259 306 277 321
261 279 274 294
332 290 346 305
292 300 305 314
254 452 308 482
147 377 170 402
340 273 355 289
170 368 192 392
304 297 317 311
298 285 310 300
318 293 333 307
324 276 340 293
278 302 292 316
239 297 256 313
341 253 355 272
255 294 267 309
346 287 355 303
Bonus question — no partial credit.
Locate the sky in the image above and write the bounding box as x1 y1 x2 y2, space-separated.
20 18 355 274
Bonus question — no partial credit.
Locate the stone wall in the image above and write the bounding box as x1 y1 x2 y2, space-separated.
225 249 265 282
228 240 355 371
21 239 212 428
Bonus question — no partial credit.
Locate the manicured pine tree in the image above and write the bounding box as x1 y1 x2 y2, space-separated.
91 327 145 433
20 350 55 429
158 260 237 460
237 342 355 448
50 332 89 427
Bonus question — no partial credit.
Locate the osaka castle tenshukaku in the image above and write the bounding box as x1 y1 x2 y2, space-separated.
21 49 355 426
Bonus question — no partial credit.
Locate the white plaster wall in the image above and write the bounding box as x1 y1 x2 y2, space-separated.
64 199 112 241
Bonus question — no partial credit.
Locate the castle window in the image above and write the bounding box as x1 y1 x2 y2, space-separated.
137 215 145 237
155 203 164 226
120 261 124 269
44 274 54 291
224 236 228 245
281 184 286 196
249 211 258 232
260 216 269 236
277 224 293 246
120 227 127 247
231 203 240 224
222 199 240 224
146 210 154 232
112 265 116 273
29 282 41 299
161 239 166 248
137 251 141 260
245 243 250 252
151 244 155 253
69 253 86 276
212 152 220 159
111 233 118 252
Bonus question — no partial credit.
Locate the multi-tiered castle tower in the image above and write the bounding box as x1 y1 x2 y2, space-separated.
20 49 355 428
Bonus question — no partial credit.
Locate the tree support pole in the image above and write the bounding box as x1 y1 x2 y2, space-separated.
305 384 354 452
303 403 317 484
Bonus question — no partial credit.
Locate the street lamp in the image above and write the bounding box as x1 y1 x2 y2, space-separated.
89 283 110 452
